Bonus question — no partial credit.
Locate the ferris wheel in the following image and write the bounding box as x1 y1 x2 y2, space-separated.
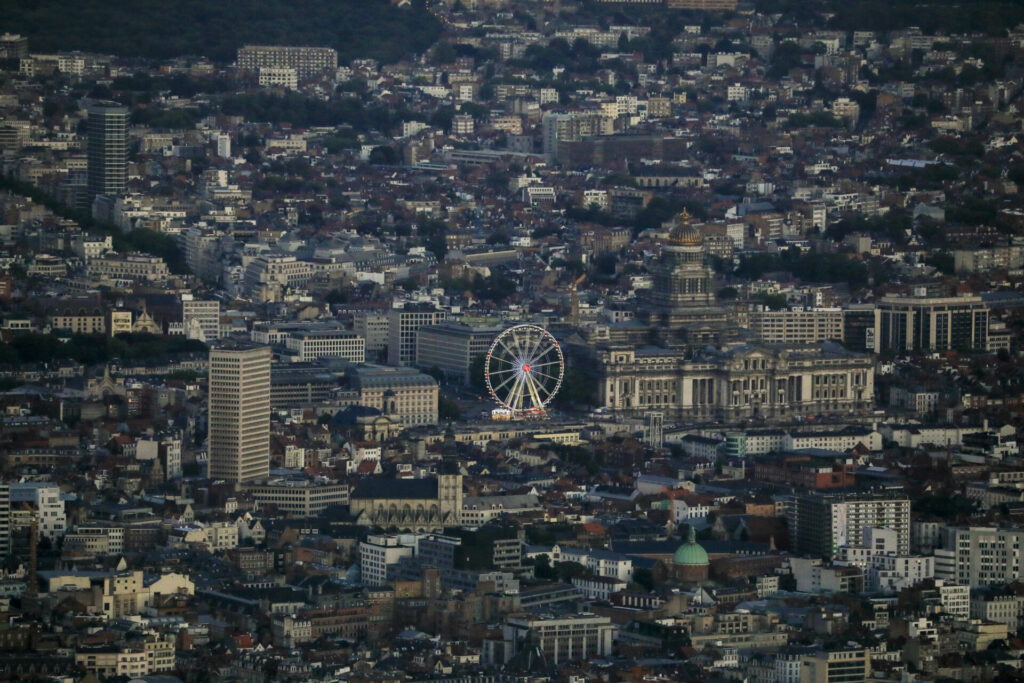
484 324 565 418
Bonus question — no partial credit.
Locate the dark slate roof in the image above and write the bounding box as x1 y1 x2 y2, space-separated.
611 539 772 556
612 540 679 555
350 478 438 500
700 540 772 555
331 405 382 425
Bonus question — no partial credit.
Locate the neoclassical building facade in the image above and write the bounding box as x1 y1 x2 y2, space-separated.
597 341 874 421
596 210 875 421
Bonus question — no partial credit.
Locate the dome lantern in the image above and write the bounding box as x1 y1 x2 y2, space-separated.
667 208 703 246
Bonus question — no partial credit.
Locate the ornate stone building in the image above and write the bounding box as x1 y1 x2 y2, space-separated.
349 473 463 532
597 341 874 421
636 210 730 346
592 210 877 422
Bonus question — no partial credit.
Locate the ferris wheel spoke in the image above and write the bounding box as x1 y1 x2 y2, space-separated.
492 372 518 395
489 353 517 365
518 374 533 409
527 360 562 368
510 332 530 362
489 367 517 376
530 367 561 381
524 372 546 409
509 374 526 411
523 333 544 363
497 337 522 364
528 346 558 365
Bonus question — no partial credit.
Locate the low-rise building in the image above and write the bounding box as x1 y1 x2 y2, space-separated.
86 253 170 283
488 613 614 666
246 476 349 517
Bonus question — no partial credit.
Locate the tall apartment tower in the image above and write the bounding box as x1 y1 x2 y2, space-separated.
86 102 129 202
208 344 271 483
0 483 10 557
789 493 910 559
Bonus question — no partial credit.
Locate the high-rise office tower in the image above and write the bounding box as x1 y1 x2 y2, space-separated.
208 343 271 483
86 102 129 202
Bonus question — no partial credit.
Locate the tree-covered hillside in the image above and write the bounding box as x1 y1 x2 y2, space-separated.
753 0 1024 35
4 0 442 64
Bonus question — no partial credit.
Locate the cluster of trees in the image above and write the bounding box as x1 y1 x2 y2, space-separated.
124 228 191 275
550 443 604 475
417 218 449 261
438 395 460 421
131 107 201 130
754 293 789 310
736 249 870 290
220 92 379 130
784 111 844 129
824 0 1024 35
554 363 600 409
0 177 189 274
515 38 606 75
756 0 1024 34
0 333 207 366
6 0 441 64
825 209 913 245
567 196 709 238
439 272 518 303
533 555 588 583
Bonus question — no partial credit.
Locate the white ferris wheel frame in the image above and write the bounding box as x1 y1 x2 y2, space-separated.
484 324 565 417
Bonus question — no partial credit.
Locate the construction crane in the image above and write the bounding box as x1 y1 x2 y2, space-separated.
570 274 586 326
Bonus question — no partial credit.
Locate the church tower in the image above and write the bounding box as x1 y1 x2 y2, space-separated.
437 473 463 522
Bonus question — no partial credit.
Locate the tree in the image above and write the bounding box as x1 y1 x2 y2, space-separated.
924 251 955 275
368 146 397 165
459 102 489 119
395 277 418 293
469 354 487 393
593 252 618 277
430 40 457 65
429 107 454 133
419 218 449 261
534 553 555 579
754 293 788 310
555 363 598 409
555 561 587 583
325 288 349 305
486 231 510 245
632 567 654 591
438 395 460 421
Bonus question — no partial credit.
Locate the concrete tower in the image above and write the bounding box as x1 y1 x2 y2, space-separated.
86 102 129 204
208 343 271 483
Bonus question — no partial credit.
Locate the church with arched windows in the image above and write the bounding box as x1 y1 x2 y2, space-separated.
349 473 463 532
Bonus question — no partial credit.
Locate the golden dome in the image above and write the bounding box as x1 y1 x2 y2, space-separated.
667 209 703 246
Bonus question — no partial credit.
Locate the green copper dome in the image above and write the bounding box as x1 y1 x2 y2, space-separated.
673 525 709 566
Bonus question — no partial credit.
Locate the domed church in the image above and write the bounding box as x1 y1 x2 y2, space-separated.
671 524 709 583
